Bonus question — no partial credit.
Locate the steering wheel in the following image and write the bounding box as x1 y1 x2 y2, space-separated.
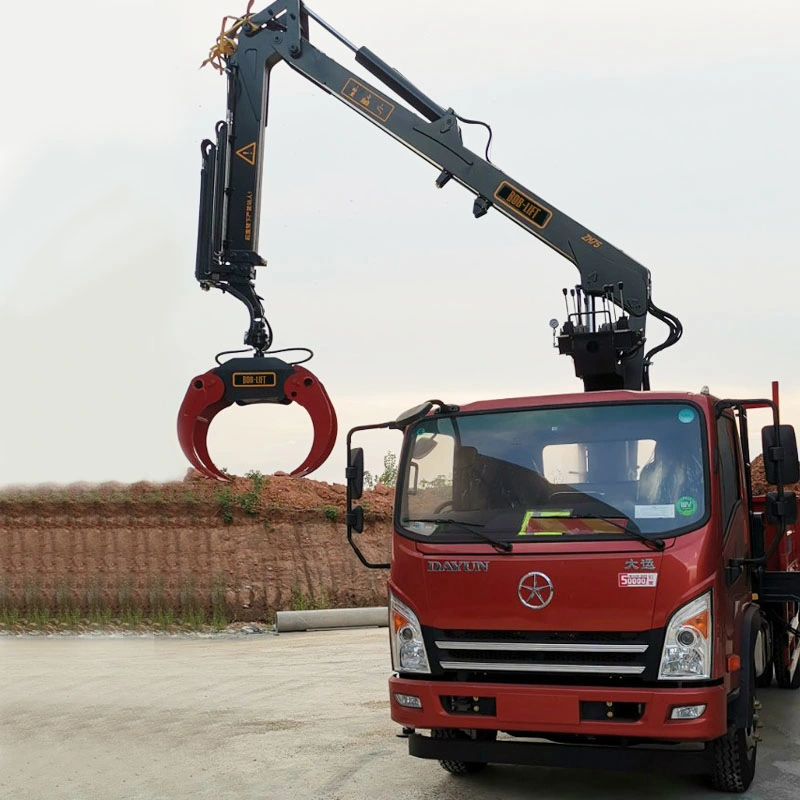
433 500 454 514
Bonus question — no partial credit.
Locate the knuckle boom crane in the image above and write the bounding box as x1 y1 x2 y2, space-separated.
179 0 682 480
181 4 800 791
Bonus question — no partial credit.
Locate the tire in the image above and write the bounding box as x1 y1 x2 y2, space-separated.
773 609 800 690
774 651 800 690
756 659 774 688
709 726 757 793
708 656 758 793
431 728 495 776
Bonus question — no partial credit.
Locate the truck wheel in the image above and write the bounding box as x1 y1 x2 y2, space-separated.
709 725 757 793
773 615 800 689
774 652 800 689
756 659 774 688
431 728 494 776
709 670 757 793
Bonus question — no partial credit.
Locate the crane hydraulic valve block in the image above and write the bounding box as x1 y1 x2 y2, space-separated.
177 356 337 480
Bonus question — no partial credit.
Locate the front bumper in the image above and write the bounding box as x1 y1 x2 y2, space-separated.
390 677 728 742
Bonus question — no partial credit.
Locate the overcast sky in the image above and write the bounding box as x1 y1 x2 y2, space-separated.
1 0 799 486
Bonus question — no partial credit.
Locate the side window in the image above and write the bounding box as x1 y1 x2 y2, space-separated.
717 415 741 533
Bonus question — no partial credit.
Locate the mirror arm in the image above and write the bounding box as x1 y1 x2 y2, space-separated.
346 527 389 570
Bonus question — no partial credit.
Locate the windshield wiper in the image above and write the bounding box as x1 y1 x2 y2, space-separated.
403 518 513 553
569 512 665 551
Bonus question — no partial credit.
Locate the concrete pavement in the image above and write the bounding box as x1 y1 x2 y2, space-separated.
2 628 799 799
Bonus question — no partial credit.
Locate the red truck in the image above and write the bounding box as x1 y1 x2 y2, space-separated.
180 2 800 791
346 387 800 792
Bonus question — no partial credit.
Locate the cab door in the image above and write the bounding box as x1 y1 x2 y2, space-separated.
718 413 750 686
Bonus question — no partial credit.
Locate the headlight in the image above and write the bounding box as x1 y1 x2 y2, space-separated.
659 591 712 680
389 592 430 674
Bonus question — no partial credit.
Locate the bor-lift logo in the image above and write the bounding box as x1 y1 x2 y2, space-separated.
494 182 552 228
232 372 277 388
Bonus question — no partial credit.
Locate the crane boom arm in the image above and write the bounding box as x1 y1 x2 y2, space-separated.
196 0 680 389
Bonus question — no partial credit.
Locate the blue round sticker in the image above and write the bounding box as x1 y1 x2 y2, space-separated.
678 408 695 424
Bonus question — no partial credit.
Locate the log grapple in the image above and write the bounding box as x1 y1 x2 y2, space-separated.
178 356 337 481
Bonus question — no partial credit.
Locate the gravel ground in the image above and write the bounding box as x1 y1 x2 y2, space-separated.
2 627 799 800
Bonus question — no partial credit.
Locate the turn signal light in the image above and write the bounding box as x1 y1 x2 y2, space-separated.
685 609 709 638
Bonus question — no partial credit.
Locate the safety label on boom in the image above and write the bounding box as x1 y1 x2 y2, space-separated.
341 78 395 123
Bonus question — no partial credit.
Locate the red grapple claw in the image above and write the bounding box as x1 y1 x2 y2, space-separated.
177 358 338 480
177 371 232 481
283 365 338 478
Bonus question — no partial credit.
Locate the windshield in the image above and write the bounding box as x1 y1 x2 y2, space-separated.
399 402 707 544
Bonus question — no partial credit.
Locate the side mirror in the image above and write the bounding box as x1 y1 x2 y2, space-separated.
394 401 434 429
761 425 800 485
347 504 364 534
765 491 798 525
412 435 438 459
347 447 364 500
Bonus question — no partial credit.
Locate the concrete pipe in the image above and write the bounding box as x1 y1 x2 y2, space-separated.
275 606 388 633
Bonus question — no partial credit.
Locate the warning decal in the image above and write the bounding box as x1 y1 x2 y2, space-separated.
235 141 257 165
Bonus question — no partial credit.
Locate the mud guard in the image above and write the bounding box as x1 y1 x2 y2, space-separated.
729 603 763 731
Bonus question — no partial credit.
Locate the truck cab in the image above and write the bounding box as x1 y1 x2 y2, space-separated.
347 388 800 791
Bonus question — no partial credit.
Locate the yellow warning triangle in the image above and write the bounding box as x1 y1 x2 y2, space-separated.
235 141 256 165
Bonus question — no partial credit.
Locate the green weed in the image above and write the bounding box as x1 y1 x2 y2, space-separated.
215 485 236 524
118 606 144 626
211 573 232 629
289 585 313 611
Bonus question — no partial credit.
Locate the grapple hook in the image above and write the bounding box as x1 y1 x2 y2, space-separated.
177 356 337 481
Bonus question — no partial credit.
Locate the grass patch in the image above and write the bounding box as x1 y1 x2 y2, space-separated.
238 470 267 515
288 585 314 611
288 584 330 611
211 573 233 629
0 573 242 632
215 470 268 523
215 485 236 524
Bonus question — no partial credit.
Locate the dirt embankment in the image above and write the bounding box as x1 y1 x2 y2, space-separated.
0 471 393 621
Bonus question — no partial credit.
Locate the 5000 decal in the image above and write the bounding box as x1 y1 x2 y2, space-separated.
618 573 658 588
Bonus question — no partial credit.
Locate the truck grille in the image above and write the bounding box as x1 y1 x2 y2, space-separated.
430 629 652 677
